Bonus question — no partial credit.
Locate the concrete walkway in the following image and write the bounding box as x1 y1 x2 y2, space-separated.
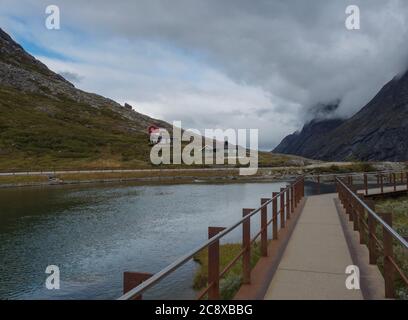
264 194 363 300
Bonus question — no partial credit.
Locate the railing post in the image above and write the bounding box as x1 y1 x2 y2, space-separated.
208 226 226 300
406 172 408 192
352 193 359 231
337 181 341 202
347 190 353 222
290 186 294 214
295 183 299 208
296 182 299 205
298 180 301 203
364 174 368 196
295 183 298 207
393 173 396 192
260 199 269 257
381 212 395 299
123 272 153 300
299 179 302 200
342 184 345 204
380 174 384 194
242 209 253 285
366 199 377 265
294 183 298 205
272 192 278 240
356 193 364 241
341 184 347 210
400 172 404 184
280 188 285 229
286 186 290 220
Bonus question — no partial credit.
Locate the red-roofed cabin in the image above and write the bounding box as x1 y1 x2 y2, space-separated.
148 125 166 145
148 125 160 134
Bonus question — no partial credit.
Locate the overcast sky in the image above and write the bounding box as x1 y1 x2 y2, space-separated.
1 0 408 149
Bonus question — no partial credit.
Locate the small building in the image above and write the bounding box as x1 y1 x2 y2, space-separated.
148 125 172 145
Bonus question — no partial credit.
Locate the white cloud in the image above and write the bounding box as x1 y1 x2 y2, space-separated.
1 0 408 149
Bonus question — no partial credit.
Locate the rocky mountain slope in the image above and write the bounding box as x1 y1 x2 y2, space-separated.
274 70 408 161
274 118 345 159
0 27 171 170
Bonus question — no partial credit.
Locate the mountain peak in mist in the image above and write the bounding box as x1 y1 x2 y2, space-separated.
274 71 408 161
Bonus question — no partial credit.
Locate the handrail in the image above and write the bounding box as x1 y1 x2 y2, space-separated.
336 175 408 298
118 177 304 300
304 170 406 180
336 177 408 250
119 170 406 300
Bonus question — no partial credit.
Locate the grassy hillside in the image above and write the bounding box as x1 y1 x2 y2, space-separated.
0 86 152 170
0 85 316 171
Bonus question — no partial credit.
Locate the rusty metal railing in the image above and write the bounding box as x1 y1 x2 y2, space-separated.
336 177 408 298
118 177 305 300
305 170 408 196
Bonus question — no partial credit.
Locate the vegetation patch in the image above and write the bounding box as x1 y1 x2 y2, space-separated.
374 196 408 299
193 242 263 300
308 162 376 174
0 175 48 185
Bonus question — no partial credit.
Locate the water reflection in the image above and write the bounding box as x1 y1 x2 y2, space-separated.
0 181 290 300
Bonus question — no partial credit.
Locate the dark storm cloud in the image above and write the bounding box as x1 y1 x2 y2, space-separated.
62 0 408 116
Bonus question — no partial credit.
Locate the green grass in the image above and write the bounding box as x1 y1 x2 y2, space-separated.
374 196 408 299
375 197 408 236
0 175 48 184
307 162 376 174
193 242 263 300
0 86 155 170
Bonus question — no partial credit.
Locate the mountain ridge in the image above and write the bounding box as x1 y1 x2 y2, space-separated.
273 70 408 161
0 27 171 170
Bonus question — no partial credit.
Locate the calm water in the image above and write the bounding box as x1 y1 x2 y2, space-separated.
0 181 300 300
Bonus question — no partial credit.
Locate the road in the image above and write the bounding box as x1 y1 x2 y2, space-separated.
0 162 359 176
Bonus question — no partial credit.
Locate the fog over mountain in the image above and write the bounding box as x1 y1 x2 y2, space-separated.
274 69 408 161
1 0 408 149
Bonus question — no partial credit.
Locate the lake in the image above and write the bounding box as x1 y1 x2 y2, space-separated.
0 180 325 300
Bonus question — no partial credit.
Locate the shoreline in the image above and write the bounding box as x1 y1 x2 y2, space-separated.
0 161 404 189
0 173 291 189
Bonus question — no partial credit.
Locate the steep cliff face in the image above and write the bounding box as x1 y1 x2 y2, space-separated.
273 118 345 159
0 27 170 169
274 71 408 161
